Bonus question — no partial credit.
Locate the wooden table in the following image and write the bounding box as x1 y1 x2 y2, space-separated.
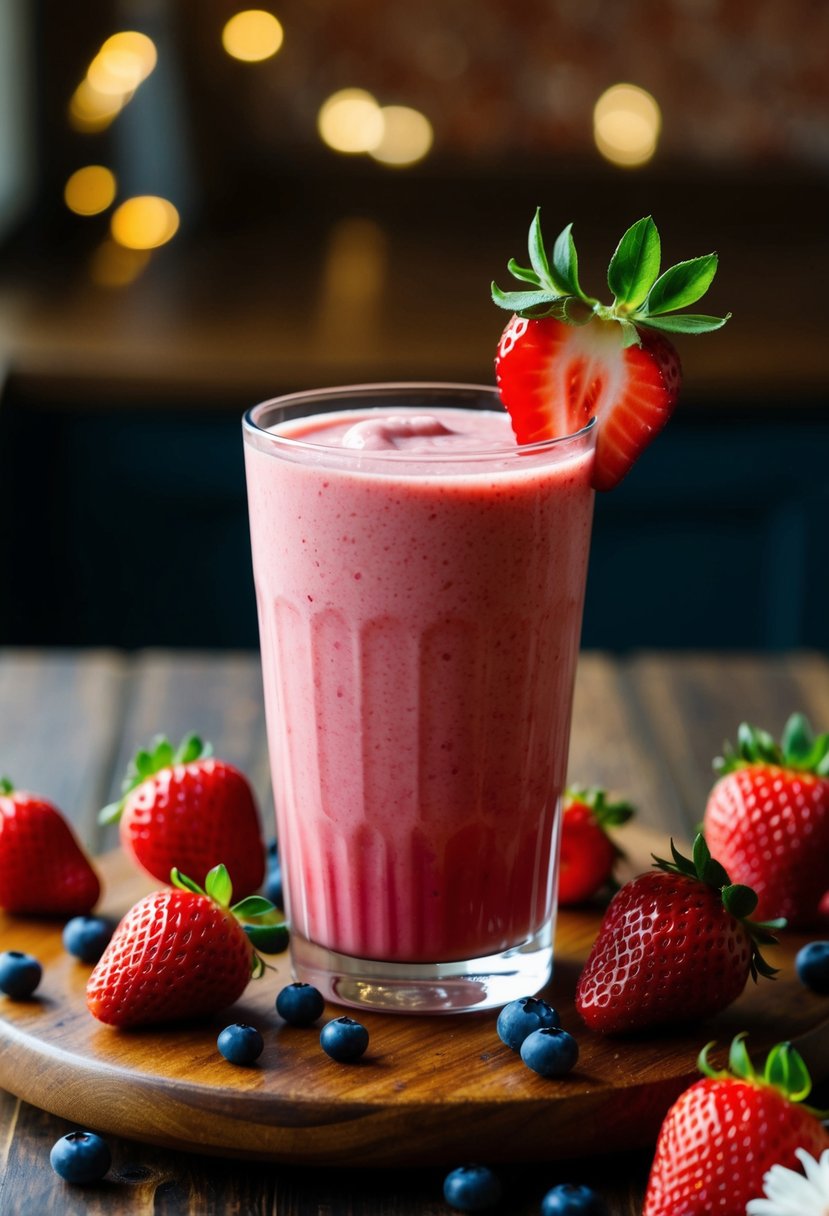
1 648 827 1215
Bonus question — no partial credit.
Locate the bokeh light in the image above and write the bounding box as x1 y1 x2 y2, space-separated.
593 84 661 168
90 240 151 288
222 10 284 62
68 80 125 132
317 89 384 154
370 106 433 167
64 166 117 216
110 196 180 250
87 31 157 95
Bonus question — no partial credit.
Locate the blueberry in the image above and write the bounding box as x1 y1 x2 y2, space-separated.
264 853 283 908
62 916 114 964
520 1027 579 1078
49 1130 111 1184
217 1023 265 1065
496 996 560 1051
276 981 325 1026
442 1164 502 1212
0 950 42 999
320 1015 369 1062
541 1183 608 1216
796 941 829 995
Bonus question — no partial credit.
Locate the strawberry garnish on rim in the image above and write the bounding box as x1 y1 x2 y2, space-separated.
492 213 731 490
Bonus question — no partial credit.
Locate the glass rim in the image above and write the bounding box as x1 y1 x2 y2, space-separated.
242 381 597 462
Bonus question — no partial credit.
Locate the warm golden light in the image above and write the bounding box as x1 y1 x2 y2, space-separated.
222 10 284 62
90 240 151 288
593 84 661 167
68 80 125 132
64 166 117 216
317 89 384 154
110 196 180 250
370 106 433 167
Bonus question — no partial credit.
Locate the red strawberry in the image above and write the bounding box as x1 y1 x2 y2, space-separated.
558 786 634 906
643 1034 829 1215
491 212 729 490
0 778 100 916
575 835 781 1034
87 864 283 1027
100 734 265 899
704 713 829 928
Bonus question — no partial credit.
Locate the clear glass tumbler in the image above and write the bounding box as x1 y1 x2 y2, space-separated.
243 383 596 1013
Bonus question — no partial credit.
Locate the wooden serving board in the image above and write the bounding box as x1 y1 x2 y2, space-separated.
1 830 827 1167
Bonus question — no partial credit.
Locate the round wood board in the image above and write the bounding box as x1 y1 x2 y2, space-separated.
1 829 827 1166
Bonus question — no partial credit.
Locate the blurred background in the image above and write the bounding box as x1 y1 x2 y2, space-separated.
0 0 827 652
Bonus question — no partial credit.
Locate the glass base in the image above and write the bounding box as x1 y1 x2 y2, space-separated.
289 923 554 1014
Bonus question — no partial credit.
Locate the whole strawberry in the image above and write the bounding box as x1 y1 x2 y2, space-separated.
0 778 100 916
87 864 283 1027
491 213 730 490
644 1034 829 1215
100 734 265 899
704 713 829 928
558 786 634 906
576 835 781 1035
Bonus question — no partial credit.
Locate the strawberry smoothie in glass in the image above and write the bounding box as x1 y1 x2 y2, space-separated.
243 383 596 1012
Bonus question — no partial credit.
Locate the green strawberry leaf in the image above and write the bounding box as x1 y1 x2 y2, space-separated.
607 216 661 310
635 313 731 335
507 258 541 286
528 208 562 290
205 863 233 908
643 254 719 315
764 1042 812 1103
232 895 276 919
174 733 212 765
150 735 174 770
171 868 205 897
243 922 290 954
0 777 13 795
490 283 567 313
722 883 758 919
552 222 592 303
693 833 729 888
781 713 815 765
727 1032 756 1082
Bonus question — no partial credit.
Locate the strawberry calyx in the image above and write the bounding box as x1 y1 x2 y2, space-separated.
698 1033 829 1117
99 733 214 826
491 212 730 350
564 785 635 831
171 863 288 974
715 713 829 778
0 777 14 795
652 834 785 981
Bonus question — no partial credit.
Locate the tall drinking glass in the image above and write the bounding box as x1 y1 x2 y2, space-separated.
243 384 596 1013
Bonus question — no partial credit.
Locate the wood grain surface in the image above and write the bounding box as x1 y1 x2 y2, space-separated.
1 649 829 1215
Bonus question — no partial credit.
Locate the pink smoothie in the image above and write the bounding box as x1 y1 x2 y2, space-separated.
245 403 595 963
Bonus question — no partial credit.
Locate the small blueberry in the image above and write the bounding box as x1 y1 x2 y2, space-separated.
541 1182 608 1215
520 1026 579 1078
442 1164 502 1212
796 941 829 995
496 996 560 1051
320 1015 369 1062
0 950 42 999
217 1023 265 1065
62 916 115 964
276 981 325 1027
49 1131 111 1184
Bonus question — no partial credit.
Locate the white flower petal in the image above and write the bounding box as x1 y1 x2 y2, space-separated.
744 1148 829 1216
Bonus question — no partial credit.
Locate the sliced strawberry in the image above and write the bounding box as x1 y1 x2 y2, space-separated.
496 315 681 491
491 212 728 491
